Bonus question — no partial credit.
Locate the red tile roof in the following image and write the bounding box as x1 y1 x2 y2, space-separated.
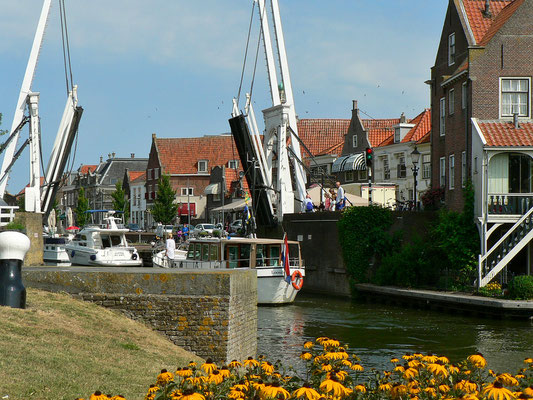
478 121 533 146
129 171 146 183
155 135 238 175
461 0 514 45
401 109 431 143
297 119 349 157
416 131 431 145
17 177 45 196
79 165 97 175
479 0 524 46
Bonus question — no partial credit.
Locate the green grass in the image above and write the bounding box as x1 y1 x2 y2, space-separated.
0 289 202 400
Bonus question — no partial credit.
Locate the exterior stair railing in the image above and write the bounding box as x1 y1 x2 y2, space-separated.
478 205 533 287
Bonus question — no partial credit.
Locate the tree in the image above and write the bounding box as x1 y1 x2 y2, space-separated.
0 113 8 136
151 175 178 225
111 180 129 224
75 187 89 227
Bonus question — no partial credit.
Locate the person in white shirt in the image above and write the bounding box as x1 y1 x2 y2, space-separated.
335 181 345 210
166 233 176 267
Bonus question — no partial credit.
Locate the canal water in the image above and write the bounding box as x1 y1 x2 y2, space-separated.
257 294 533 376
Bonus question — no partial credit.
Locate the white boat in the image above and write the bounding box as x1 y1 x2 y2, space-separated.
64 212 142 267
43 236 71 266
152 242 188 268
178 237 305 305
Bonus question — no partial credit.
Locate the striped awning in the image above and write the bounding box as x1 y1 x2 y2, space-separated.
204 183 220 195
331 153 366 173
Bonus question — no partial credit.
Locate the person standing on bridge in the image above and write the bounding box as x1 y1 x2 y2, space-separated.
166 233 176 268
335 181 345 211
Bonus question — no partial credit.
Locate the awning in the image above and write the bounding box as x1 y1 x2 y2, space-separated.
204 183 220 195
211 199 251 212
332 153 366 172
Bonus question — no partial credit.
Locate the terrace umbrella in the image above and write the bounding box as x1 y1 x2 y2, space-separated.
47 209 56 235
66 226 79 231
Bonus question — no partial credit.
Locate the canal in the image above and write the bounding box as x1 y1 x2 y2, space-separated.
257 294 533 375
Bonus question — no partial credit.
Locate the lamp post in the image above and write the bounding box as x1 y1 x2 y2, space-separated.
410 146 421 210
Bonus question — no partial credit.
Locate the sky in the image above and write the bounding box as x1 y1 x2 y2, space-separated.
0 0 448 194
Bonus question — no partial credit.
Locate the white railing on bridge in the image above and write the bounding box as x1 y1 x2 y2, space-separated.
0 205 18 227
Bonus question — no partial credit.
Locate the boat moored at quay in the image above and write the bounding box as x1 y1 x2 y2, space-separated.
167 236 305 305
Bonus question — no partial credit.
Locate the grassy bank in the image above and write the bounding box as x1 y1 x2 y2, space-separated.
0 289 202 400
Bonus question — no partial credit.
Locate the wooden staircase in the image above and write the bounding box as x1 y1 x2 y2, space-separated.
478 206 533 287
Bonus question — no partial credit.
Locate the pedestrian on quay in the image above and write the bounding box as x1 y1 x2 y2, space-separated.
166 232 176 268
304 193 314 213
182 224 189 241
329 188 337 210
335 181 345 210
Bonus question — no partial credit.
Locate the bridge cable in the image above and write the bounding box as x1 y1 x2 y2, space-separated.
236 1 256 108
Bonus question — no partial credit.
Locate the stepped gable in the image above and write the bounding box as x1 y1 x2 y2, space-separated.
477 121 533 146
155 135 237 174
297 119 350 157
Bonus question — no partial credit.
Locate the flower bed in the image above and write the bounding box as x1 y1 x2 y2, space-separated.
77 337 533 400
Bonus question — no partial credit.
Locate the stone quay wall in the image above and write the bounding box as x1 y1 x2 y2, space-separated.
22 267 257 363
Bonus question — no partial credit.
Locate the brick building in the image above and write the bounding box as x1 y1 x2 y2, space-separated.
430 0 533 285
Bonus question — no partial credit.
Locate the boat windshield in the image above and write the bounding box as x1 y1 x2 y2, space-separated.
101 234 123 248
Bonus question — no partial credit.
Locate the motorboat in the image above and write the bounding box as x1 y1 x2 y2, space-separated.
64 212 142 267
43 235 71 266
152 242 188 268
178 237 305 305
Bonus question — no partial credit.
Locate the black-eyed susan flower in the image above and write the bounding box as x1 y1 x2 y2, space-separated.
454 380 478 393
176 367 193 378
219 366 231 378
293 383 321 400
229 360 242 369
180 389 206 400
422 354 439 364
262 382 290 400
320 362 332 372
228 390 245 400
468 353 487 369
319 377 353 398
207 370 224 385
111 396 126 400
404 367 419 379
438 355 450 364
483 381 515 400
156 369 174 385
328 369 348 381
354 385 367 393
261 361 275 374
427 361 449 378
408 359 422 368
379 382 393 392
300 351 313 361
497 373 519 387
244 356 260 368
391 358 400 363
316 337 329 344
524 387 533 397
303 341 314 349
391 383 408 398
350 363 364 372
201 358 217 374
524 358 533 364
403 353 414 361
423 387 437 397
438 384 450 393
90 393 107 400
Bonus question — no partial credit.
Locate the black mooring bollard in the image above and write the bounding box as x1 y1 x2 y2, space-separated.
0 231 31 309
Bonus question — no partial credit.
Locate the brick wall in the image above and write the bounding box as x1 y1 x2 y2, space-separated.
22 268 257 363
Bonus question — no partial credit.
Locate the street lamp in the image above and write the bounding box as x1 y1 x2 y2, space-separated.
410 146 421 210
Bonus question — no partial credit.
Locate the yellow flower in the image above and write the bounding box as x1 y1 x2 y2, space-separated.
438 356 450 364
156 369 174 385
300 352 313 361
468 353 487 369
454 380 478 393
391 358 400 363
341 360 352 368
379 382 393 392
319 378 353 398
404 367 419 379
231 381 249 392
408 359 422 368
90 392 107 400
303 341 314 349
147 386 159 395
391 384 408 398
293 383 321 400
188 361 197 368
201 359 217 375
423 387 437 397
422 354 439 364
323 339 341 349
229 360 242 369
449 364 460 374
483 381 516 400
179 390 206 400
351 363 364 372
208 370 224 385
439 384 450 393
176 367 193 378
328 369 348 381
261 361 275 374
262 382 290 400
228 390 245 400
244 357 260 368
354 385 366 393
321 362 333 372
316 337 329 344
219 367 231 378
427 362 449 378
403 353 414 361
324 351 348 360
497 374 519 387
524 358 533 364
111 396 127 400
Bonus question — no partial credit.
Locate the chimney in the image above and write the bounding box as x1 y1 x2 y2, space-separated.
513 112 520 129
352 100 358 111
99 156 103 163
400 112 406 123
131 153 135 159
483 0 492 18
112 152 116 158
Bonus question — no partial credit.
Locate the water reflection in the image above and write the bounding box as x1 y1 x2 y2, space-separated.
257 294 533 375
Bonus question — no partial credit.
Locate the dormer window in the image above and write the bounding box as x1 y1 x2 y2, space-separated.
228 160 239 169
501 78 530 117
198 160 208 173
448 32 455 66
394 128 400 143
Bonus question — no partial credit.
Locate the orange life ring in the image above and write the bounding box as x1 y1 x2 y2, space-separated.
291 270 304 290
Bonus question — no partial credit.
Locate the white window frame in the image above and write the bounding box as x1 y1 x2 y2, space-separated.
396 154 406 179
154 168 160 179
228 160 239 169
461 151 467 187
147 168 153 180
198 160 208 173
500 77 531 118
462 82 467 110
352 135 358 148
394 128 400 143
382 156 390 180
181 187 194 196
422 154 431 180
439 157 446 188
449 88 455 115
448 32 456 66
440 97 446 136
449 154 455 190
